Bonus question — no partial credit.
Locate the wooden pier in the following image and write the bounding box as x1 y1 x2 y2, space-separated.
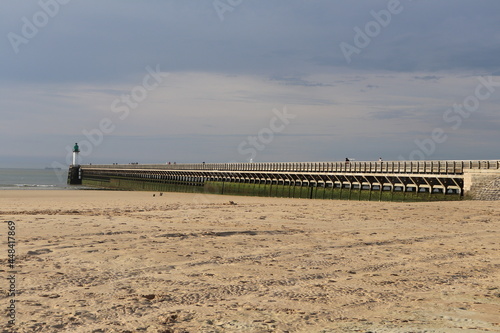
68 160 500 201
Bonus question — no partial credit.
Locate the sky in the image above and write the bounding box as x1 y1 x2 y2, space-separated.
1 0 499 168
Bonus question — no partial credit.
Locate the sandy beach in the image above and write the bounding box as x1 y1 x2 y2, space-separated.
1 190 499 332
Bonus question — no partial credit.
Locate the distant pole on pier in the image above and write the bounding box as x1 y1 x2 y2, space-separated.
72 143 80 166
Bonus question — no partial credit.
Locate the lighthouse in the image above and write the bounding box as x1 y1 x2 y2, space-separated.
72 143 80 166
68 143 82 185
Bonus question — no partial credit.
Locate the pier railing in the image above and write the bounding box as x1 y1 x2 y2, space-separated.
81 160 500 175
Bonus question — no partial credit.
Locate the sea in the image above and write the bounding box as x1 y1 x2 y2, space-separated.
0 168 71 190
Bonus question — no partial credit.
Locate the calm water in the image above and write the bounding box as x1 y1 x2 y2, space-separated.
0 168 70 190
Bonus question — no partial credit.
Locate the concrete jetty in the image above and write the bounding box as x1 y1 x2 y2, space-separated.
68 160 500 201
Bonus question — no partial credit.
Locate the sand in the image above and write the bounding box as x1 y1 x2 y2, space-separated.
0 190 499 333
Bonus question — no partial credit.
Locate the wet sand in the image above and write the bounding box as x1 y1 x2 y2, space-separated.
1 190 499 332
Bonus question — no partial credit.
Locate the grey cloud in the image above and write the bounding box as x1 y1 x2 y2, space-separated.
2 0 500 85
370 109 421 120
413 76 442 81
269 76 333 87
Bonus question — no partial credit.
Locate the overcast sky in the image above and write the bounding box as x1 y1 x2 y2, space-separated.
1 0 499 168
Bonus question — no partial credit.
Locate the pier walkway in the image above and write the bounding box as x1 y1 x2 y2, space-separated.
72 160 500 200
